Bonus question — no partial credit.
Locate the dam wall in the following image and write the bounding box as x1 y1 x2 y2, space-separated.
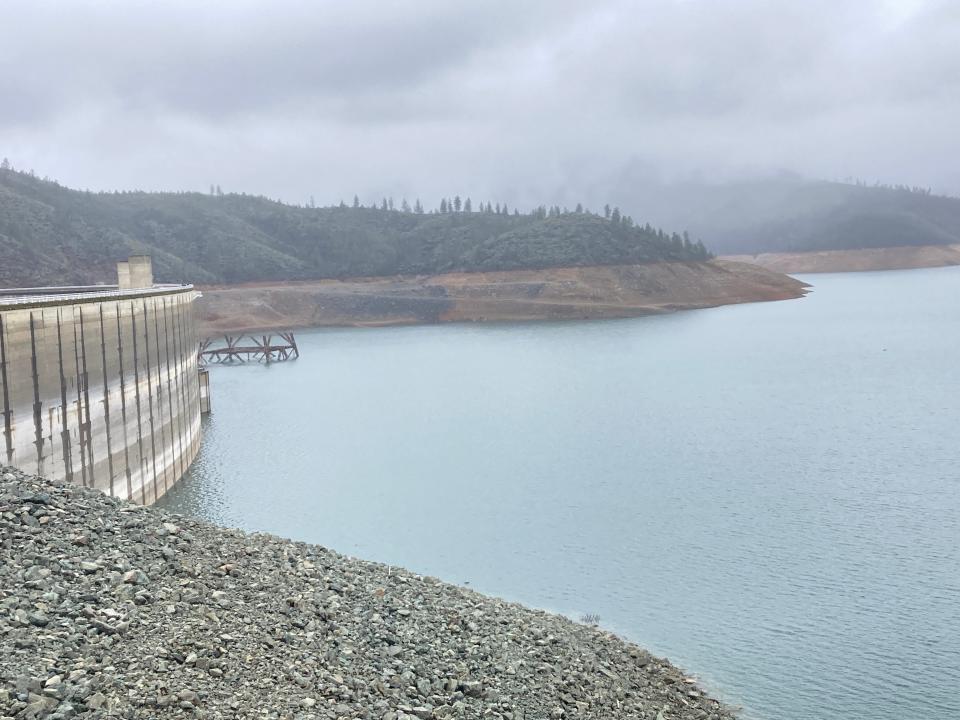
0 282 202 504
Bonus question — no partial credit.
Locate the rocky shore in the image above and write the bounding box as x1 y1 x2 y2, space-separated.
0 467 735 720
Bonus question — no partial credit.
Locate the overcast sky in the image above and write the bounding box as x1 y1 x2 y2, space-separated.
3 0 959 207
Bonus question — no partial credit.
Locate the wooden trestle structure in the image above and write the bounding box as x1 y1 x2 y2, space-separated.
198 333 299 365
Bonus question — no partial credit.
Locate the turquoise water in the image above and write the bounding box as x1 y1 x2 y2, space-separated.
160 266 960 720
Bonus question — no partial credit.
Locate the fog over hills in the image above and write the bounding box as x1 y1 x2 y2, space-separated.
4 162 960 287
3 1 959 278
597 170 960 255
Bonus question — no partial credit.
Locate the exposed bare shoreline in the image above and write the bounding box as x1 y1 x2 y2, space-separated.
197 260 809 336
723 243 960 274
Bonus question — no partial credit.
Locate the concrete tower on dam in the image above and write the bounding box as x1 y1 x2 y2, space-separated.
0 257 203 504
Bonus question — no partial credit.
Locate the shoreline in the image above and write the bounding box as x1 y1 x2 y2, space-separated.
1 466 737 719
723 243 960 274
197 260 809 337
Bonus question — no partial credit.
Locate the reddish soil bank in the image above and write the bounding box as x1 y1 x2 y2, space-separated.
196 260 810 336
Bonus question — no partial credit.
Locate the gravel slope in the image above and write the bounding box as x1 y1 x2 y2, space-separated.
1 467 736 720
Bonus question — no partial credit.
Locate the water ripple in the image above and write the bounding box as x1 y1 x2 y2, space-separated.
159 266 960 720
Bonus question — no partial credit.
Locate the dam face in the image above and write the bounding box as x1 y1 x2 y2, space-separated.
0 275 202 504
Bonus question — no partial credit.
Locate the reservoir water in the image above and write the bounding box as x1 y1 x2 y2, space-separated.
160 266 960 720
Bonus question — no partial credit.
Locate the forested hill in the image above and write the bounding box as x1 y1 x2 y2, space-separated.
0 168 709 287
611 174 960 256
705 182 960 255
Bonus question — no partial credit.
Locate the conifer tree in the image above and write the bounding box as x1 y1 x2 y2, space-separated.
454 195 462 212
353 194 360 208
440 198 448 213
464 197 472 213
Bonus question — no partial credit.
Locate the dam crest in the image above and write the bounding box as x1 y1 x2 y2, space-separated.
0 256 203 504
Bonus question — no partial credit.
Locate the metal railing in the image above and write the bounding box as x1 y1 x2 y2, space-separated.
0 284 195 310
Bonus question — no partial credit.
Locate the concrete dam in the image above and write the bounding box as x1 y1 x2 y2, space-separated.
0 257 203 504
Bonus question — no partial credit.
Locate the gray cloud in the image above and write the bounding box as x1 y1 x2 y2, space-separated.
2 0 958 208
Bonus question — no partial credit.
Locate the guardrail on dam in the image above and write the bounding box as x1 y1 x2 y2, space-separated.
0 257 203 504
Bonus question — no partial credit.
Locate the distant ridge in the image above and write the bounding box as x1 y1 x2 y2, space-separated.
610 172 960 256
0 167 709 287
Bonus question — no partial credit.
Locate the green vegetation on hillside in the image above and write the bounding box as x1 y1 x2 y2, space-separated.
0 166 709 286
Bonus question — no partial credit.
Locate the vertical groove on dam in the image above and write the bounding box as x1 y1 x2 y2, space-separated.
28 313 43 475
78 307 96 490
130 305 147 504
142 299 158 502
152 299 168 496
0 284 201 504
115 301 134 500
97 305 116 498
55 309 75 486
0 315 12 465
72 308 89 488
173 297 190 483
163 297 184 485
